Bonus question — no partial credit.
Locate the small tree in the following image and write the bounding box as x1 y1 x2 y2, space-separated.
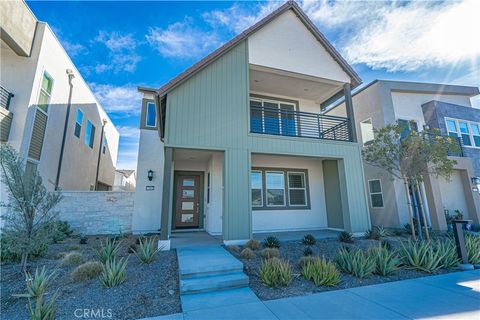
0 144 62 270
362 123 459 240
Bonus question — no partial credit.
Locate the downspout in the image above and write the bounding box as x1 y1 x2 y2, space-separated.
94 119 107 190
55 69 75 190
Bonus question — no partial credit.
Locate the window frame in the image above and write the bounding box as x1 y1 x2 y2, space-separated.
102 136 107 154
74 109 83 138
249 96 298 137
84 120 95 149
251 170 263 208
360 118 374 145
265 170 286 207
37 71 54 113
145 102 157 128
444 117 480 148
368 179 384 208
287 171 308 207
251 168 310 210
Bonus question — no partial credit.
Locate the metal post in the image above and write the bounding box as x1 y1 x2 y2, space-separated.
94 119 107 190
343 83 357 142
452 219 472 264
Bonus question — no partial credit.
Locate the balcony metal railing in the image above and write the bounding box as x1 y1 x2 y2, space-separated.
250 105 351 142
426 133 464 157
0 85 14 110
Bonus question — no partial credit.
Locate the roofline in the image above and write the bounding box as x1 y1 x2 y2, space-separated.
156 1 361 97
137 86 158 93
327 79 479 111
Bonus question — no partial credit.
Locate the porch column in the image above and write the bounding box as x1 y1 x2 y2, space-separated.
343 83 357 143
160 147 173 240
422 174 448 231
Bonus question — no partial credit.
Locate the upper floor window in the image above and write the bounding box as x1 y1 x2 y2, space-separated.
102 136 107 154
146 102 157 127
74 109 83 138
250 98 296 136
398 119 418 138
85 120 95 148
38 72 53 112
368 179 384 208
445 118 480 148
360 118 374 145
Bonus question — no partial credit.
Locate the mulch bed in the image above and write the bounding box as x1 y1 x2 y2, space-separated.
230 236 458 301
1 236 181 320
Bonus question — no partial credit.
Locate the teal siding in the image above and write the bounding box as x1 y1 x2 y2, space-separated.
166 40 370 239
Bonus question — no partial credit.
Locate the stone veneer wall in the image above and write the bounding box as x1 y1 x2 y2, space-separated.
57 191 134 235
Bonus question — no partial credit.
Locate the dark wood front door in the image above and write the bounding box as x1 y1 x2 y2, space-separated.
174 174 201 228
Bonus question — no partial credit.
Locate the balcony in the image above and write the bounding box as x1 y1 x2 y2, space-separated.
0 85 13 142
250 105 351 142
426 133 464 157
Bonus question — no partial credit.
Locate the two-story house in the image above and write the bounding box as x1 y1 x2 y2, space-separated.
0 0 119 198
133 1 371 246
326 80 480 231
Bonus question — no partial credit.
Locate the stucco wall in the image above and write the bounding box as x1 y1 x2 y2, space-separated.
57 191 134 235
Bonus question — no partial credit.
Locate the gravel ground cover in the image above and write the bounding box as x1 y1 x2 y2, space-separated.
231 235 458 301
1 235 181 320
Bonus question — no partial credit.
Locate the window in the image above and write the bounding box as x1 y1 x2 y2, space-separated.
102 137 107 154
251 171 263 207
146 102 157 127
207 173 211 204
38 72 53 112
74 109 83 138
288 172 307 206
445 118 480 148
360 118 374 145
266 171 285 206
398 119 418 138
368 179 384 208
251 168 310 209
249 98 297 136
84 120 95 148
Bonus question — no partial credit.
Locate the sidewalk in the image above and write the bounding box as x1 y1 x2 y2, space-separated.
142 270 480 320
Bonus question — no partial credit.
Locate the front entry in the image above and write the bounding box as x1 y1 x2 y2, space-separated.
174 172 203 229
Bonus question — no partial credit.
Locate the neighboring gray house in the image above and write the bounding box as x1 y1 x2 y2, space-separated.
133 1 371 247
327 80 480 230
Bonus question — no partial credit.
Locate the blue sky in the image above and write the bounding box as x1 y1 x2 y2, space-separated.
27 0 480 169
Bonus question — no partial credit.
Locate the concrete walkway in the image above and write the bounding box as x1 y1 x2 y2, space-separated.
142 270 480 320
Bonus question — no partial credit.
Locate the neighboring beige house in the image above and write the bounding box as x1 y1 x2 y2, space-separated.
326 80 480 230
134 1 371 246
0 0 119 197
113 169 136 191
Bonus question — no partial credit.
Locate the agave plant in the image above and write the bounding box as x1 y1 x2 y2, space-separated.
24 266 56 298
96 238 122 263
28 290 59 320
301 257 340 287
369 246 400 276
132 237 160 264
399 240 444 273
465 234 480 264
259 258 292 287
100 257 128 288
434 240 459 269
336 247 375 278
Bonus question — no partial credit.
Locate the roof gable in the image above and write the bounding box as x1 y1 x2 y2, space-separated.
156 1 361 96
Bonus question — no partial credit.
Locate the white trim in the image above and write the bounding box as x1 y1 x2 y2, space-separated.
359 117 374 145
145 102 157 128
251 170 263 207
445 117 480 148
367 179 384 208
223 239 249 246
265 170 286 207
287 171 307 207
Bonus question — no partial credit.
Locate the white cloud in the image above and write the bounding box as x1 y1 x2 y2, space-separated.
146 17 222 59
61 40 87 57
300 0 480 72
90 83 142 115
116 126 140 138
94 31 141 73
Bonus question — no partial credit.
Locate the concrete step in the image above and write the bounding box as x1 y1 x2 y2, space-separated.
180 263 244 279
180 272 249 294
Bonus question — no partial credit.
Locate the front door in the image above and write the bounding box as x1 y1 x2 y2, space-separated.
174 174 201 228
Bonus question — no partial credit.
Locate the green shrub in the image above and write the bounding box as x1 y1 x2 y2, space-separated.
71 261 103 282
133 237 159 264
50 220 73 243
226 245 240 252
96 238 121 263
399 240 443 273
61 252 83 266
302 234 316 245
336 247 375 278
79 236 88 245
380 240 392 251
263 236 280 248
0 236 21 263
100 257 128 288
299 256 317 269
56 252 67 259
338 231 354 243
28 291 58 320
245 239 261 250
301 257 340 287
369 246 400 276
365 228 380 240
465 234 480 264
24 266 56 298
261 248 280 259
303 246 313 256
259 258 292 287
240 248 255 259
434 240 459 269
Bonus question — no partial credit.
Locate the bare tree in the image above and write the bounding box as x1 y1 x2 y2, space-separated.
362 123 459 240
0 144 62 270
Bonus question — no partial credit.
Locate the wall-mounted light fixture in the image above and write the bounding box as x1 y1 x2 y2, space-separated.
471 177 480 185
148 170 154 181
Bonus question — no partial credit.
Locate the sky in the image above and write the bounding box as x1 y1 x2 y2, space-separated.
27 0 480 170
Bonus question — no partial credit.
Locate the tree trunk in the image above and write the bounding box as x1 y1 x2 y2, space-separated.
402 176 417 241
415 181 430 241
